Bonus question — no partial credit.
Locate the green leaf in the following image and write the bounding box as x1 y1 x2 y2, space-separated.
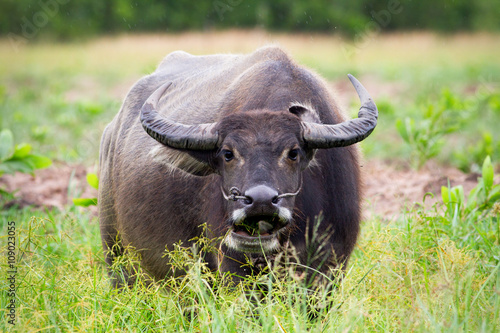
466 187 478 212
396 118 409 143
482 156 494 192
12 143 32 159
0 129 14 161
0 159 34 174
488 186 500 203
455 185 465 205
450 188 457 203
86 172 99 190
72 198 98 207
441 186 450 205
24 155 52 170
423 104 434 119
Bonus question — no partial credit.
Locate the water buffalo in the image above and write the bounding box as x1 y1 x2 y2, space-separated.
98 46 377 287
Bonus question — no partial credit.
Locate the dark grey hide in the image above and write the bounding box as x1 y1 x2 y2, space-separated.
98 46 378 287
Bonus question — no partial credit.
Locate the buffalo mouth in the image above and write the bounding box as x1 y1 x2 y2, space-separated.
225 215 289 254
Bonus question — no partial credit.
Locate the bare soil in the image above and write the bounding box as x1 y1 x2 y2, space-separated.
0 159 479 220
362 159 479 220
0 162 97 212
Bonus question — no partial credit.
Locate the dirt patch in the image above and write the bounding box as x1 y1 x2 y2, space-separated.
363 159 479 220
0 159 480 220
0 162 97 212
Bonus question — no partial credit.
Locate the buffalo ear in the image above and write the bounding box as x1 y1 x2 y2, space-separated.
149 145 217 176
289 104 321 123
289 104 319 170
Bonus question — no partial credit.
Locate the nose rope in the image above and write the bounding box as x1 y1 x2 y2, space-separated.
276 176 303 199
220 186 249 202
220 176 303 202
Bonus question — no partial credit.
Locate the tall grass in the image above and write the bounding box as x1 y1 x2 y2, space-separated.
1 184 498 332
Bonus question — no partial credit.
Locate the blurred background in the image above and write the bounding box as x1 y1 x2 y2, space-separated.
2 0 500 38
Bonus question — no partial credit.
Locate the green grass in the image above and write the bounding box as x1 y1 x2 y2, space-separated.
1 199 498 331
0 31 499 331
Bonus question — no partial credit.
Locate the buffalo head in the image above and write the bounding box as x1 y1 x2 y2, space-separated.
139 75 377 255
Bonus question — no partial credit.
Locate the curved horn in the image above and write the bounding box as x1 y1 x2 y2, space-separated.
301 74 378 149
140 82 219 150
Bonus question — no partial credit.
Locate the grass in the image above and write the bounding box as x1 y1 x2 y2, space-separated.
0 31 499 331
1 200 498 331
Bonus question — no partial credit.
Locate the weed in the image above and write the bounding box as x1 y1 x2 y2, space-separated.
72 172 98 207
0 129 52 177
453 131 500 173
442 156 500 222
396 89 467 169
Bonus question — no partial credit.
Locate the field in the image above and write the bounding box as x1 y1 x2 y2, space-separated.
1 30 499 332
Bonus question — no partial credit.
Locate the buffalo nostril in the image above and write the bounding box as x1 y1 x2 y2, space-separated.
244 185 279 208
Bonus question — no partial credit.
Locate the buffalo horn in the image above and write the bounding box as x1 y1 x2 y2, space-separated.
301 74 378 149
140 82 219 150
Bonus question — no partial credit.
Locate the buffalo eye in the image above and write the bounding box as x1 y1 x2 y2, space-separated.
288 149 299 161
223 150 234 162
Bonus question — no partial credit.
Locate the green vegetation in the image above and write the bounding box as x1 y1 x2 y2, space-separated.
0 32 499 331
1 0 500 40
395 89 500 170
72 172 98 207
0 128 51 203
1 166 499 331
0 129 52 177
396 90 464 169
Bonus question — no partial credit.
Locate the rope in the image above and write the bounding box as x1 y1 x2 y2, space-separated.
276 176 303 199
220 186 249 202
221 176 302 202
